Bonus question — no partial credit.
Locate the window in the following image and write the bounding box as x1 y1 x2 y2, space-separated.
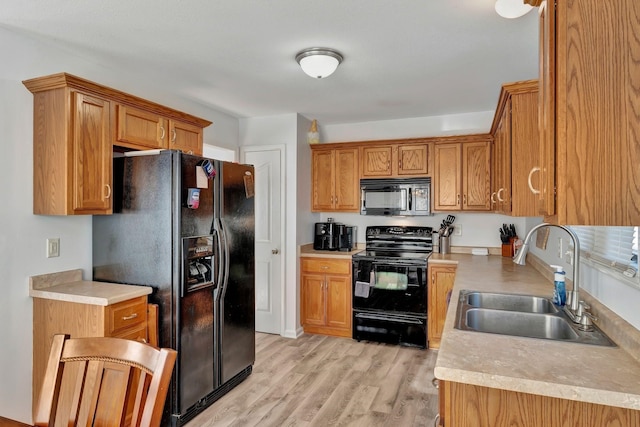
570 226 637 277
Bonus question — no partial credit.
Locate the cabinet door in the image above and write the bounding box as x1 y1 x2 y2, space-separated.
312 149 335 211
493 102 511 214
511 89 540 217
325 274 351 330
72 92 112 214
462 141 491 211
301 273 326 327
538 0 556 217
169 120 203 155
115 104 168 149
434 143 462 211
361 145 393 177
397 144 429 176
334 148 360 211
427 265 456 349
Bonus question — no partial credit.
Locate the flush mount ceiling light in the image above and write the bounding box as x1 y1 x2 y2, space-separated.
495 0 533 18
295 47 343 79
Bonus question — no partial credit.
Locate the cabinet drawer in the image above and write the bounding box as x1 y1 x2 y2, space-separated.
302 258 351 275
113 324 148 343
107 296 147 336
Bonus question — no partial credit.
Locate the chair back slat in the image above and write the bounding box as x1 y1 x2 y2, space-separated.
34 334 177 427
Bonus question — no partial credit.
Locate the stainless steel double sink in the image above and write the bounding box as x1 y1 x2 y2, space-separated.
454 290 615 346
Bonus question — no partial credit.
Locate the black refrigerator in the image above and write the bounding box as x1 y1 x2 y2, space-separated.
92 150 255 426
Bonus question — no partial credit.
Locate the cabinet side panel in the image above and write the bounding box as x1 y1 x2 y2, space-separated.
32 89 69 215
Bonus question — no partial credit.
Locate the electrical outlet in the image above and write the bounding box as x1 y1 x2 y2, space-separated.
453 224 462 236
47 238 60 258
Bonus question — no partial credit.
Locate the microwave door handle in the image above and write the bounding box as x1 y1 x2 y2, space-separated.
408 188 412 211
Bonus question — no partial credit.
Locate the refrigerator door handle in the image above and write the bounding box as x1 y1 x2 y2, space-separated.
219 219 231 301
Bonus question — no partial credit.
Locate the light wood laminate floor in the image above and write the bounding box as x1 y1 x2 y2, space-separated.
189 332 439 427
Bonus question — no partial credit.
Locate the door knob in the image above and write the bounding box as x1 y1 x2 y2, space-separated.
272 248 280 254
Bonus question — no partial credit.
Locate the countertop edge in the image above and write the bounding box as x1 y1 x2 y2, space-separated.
434 366 640 410
29 280 152 306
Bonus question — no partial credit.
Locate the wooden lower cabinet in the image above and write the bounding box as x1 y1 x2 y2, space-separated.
32 296 150 422
301 257 352 338
439 380 640 427
427 264 456 349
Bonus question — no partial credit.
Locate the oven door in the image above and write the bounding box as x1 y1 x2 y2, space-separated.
352 258 427 314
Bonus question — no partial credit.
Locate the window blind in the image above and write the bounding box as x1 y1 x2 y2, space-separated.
571 226 636 273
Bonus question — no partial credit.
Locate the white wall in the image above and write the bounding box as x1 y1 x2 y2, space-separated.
238 114 303 338
0 27 240 424
322 111 495 142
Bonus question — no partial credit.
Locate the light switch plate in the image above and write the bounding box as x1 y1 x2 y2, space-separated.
47 238 60 258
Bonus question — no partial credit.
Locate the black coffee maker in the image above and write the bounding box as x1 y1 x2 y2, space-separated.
313 220 338 250
336 225 356 252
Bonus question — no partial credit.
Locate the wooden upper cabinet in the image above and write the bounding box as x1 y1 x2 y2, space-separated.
433 143 462 210
115 104 168 150
72 92 113 214
30 87 112 215
169 120 203 155
490 80 540 217
462 141 492 211
361 143 429 178
361 145 393 177
311 147 359 212
538 0 640 225
433 135 491 212
311 149 335 211
24 73 211 215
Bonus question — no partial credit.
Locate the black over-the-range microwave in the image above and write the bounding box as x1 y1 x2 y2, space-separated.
360 177 431 216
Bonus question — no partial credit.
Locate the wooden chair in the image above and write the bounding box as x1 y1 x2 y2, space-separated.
34 334 177 427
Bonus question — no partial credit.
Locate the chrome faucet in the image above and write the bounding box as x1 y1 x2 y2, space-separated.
513 223 582 321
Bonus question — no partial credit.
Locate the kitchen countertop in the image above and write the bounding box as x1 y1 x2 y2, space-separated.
299 243 364 259
29 268 151 306
432 254 640 411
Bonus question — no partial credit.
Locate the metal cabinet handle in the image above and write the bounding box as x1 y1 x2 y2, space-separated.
105 184 112 199
122 313 138 321
171 129 177 143
433 414 441 427
272 248 279 254
160 126 166 140
491 192 497 204
463 194 467 205
528 166 541 195
457 194 460 205
496 188 505 202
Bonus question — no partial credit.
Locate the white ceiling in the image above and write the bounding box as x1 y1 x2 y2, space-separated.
0 0 539 125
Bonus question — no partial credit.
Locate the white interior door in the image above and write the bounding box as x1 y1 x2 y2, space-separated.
241 145 284 335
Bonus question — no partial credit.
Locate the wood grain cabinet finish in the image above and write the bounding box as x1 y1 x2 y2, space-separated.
434 136 492 212
301 257 352 338
311 147 360 212
361 143 429 178
29 87 113 215
439 380 640 427
537 0 640 225
115 104 168 150
24 73 211 215
490 80 540 216
427 264 456 349
32 295 149 418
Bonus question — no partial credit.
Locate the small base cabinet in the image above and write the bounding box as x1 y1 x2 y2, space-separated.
32 296 151 421
301 257 352 338
439 380 640 427
427 264 456 349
